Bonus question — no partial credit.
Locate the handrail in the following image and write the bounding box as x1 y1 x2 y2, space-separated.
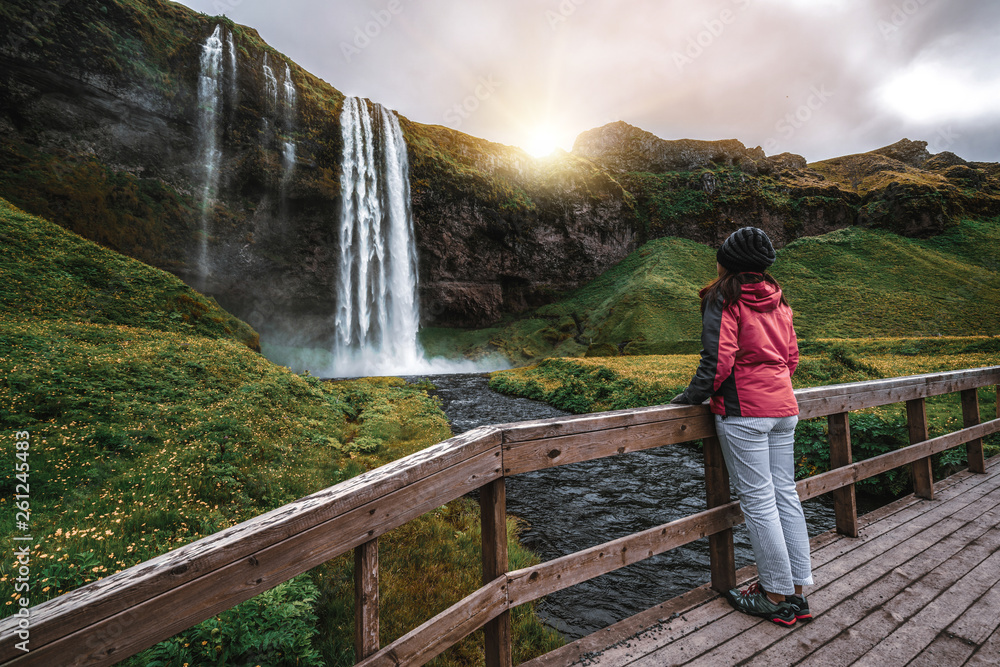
2 366 999 666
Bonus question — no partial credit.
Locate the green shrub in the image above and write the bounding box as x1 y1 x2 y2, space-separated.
134 575 323 667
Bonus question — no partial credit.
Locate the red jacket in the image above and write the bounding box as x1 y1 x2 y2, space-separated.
682 281 799 417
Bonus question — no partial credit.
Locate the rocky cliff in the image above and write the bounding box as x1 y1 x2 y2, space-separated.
1 0 998 347
575 123 1000 249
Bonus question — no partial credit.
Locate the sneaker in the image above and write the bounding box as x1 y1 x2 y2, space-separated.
725 582 797 627
787 594 812 623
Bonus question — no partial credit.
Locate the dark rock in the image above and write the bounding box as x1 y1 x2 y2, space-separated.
767 152 808 171
924 151 969 170
572 120 765 174
872 138 932 168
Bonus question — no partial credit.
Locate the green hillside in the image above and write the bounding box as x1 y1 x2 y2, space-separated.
0 197 560 665
0 197 259 349
422 217 1000 362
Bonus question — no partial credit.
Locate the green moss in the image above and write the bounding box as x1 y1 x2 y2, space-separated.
0 196 258 349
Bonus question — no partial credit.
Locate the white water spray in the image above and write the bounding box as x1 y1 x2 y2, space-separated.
262 53 278 108
226 28 238 101
196 24 225 284
281 64 296 183
327 98 504 377
330 98 422 375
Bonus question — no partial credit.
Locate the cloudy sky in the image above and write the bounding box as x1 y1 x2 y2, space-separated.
177 0 1000 162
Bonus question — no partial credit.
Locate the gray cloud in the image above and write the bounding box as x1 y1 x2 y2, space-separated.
180 0 1000 162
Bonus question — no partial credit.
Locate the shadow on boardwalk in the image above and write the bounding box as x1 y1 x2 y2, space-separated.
525 455 1000 667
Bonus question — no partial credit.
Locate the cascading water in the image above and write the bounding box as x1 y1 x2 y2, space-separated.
322 97 507 377
196 24 225 284
331 97 423 376
281 64 296 185
226 28 238 101
262 53 278 108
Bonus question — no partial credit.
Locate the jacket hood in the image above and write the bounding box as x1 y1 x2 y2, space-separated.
739 280 783 312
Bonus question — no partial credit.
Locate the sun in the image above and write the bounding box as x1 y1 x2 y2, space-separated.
523 128 559 158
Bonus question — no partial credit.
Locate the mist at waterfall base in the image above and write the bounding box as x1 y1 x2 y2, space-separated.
261 97 508 378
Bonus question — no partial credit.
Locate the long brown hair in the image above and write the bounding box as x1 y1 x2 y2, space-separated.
699 270 788 314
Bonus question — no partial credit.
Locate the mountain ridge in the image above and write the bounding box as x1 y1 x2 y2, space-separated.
1 0 998 345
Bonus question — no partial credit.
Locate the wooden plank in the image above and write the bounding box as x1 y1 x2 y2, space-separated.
516 578 730 667
0 425 502 664
500 367 1000 448
824 533 1000 666
552 564 764 667
967 624 1000 666
502 413 715 476
787 491 1000 667
808 458 998 569
717 482 1000 667
506 502 744 607
906 634 977 667
531 457 1000 667
703 434 736 593
354 539 379 661
355 577 508 667
908 397 934 499
479 479 511 667
828 412 858 537
500 403 710 444
963 388 986 474
682 471 1000 667
1 447 503 667
796 418 1000 501
947 573 1000 645
794 366 1000 419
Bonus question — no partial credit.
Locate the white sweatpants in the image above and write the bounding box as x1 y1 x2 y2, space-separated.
714 414 814 595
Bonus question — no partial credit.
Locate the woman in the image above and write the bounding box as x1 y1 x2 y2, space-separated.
671 226 813 627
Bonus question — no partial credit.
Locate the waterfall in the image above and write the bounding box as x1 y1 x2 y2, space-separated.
281 64 296 184
331 97 422 375
263 53 278 108
196 24 225 284
226 28 238 101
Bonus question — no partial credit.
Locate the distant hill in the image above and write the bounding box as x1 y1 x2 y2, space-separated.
420 217 1000 362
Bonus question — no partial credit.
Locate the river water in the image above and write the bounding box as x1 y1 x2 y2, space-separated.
404 372 846 640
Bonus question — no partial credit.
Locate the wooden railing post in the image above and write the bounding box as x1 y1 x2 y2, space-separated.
828 412 859 537
704 434 736 593
354 538 379 661
480 478 512 667
961 389 986 474
906 398 934 499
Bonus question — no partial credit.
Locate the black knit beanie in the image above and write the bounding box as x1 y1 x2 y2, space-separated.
716 227 776 273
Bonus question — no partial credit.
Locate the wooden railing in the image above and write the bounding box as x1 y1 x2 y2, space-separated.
2 366 1000 666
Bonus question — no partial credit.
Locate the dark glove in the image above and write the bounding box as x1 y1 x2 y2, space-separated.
670 392 691 405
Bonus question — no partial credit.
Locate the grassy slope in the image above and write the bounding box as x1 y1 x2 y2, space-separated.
0 198 560 665
425 217 1000 362
0 197 259 348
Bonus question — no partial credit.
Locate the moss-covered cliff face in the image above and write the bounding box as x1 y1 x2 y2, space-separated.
1 1 998 345
576 123 1000 249
404 122 638 326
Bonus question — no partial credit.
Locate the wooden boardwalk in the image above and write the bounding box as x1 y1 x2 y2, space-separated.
524 455 1000 667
